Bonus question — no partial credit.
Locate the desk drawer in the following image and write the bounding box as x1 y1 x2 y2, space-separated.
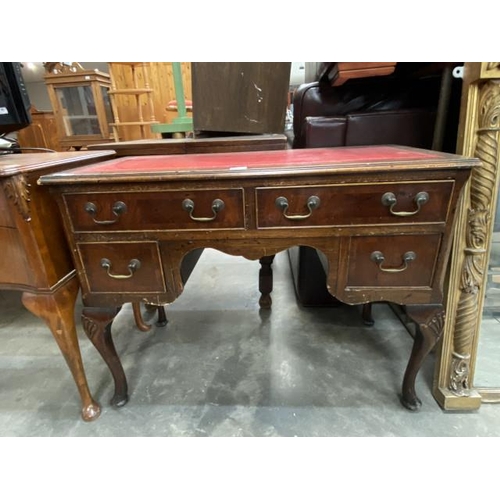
64 189 245 232
345 234 442 288
256 181 453 228
78 242 166 293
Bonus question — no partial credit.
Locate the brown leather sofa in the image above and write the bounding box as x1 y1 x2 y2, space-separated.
289 66 454 306
292 75 440 150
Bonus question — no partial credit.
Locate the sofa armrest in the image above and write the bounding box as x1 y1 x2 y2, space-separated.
297 109 436 150
303 117 347 148
345 109 436 147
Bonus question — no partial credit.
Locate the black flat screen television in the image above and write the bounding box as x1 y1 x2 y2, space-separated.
0 62 31 134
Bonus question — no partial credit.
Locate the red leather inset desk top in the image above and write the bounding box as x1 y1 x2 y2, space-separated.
54 146 445 176
39 146 473 187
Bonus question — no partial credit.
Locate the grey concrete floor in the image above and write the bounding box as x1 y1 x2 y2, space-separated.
0 249 499 436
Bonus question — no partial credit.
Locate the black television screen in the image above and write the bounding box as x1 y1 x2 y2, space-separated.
0 62 31 134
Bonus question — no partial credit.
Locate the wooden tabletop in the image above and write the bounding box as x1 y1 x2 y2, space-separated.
0 151 116 178
39 146 478 185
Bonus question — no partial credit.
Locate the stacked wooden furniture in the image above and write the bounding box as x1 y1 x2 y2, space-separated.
107 62 159 141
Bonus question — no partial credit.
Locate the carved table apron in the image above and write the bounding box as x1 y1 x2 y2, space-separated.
39 146 478 411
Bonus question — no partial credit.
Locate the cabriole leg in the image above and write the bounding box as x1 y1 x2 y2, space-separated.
21 278 101 422
402 304 445 410
81 306 128 407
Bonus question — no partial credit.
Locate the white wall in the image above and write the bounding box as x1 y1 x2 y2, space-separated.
290 62 306 86
25 81 52 111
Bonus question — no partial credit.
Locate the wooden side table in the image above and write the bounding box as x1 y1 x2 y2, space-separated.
0 150 115 421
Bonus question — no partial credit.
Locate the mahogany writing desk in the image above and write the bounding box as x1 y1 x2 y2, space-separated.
39 146 479 411
0 150 115 421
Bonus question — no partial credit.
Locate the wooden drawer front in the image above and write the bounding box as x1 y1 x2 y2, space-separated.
345 234 442 288
256 181 453 228
78 242 166 293
65 189 245 232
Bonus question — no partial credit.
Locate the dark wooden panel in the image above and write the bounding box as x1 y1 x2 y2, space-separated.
192 63 291 135
345 234 442 288
256 181 454 228
78 242 166 293
65 189 245 232
87 134 288 156
188 135 287 153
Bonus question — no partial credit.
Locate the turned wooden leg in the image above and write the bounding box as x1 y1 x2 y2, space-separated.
259 255 275 309
402 304 445 411
156 305 168 327
362 303 374 326
21 277 101 422
81 306 128 407
144 303 168 327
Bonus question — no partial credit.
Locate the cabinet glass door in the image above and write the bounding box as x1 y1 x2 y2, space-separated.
55 85 100 136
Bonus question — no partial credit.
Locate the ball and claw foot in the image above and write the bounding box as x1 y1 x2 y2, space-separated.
82 401 102 422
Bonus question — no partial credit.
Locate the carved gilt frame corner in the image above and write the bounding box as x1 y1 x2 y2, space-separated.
434 62 500 410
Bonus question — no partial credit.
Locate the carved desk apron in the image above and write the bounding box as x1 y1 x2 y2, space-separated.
38 146 479 412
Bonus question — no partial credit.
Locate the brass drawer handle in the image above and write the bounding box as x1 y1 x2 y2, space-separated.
100 258 141 279
370 251 416 273
275 195 320 220
85 201 127 225
381 191 429 217
182 198 225 222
